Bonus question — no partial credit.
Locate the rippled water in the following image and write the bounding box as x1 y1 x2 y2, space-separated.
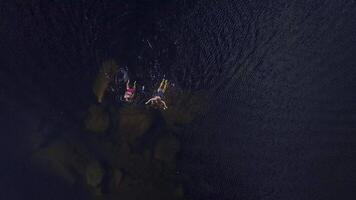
176 1 356 199
1 0 356 199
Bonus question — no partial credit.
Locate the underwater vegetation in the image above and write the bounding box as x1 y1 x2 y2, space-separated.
32 59 208 200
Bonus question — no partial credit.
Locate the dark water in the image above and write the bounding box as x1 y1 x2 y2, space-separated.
1 0 356 199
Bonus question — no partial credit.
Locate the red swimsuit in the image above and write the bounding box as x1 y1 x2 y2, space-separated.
124 88 135 99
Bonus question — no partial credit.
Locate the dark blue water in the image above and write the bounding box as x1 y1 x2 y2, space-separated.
1 0 356 199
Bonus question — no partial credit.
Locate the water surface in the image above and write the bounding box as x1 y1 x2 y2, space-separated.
1 0 356 199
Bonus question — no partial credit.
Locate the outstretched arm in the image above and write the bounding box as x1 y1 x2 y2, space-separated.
126 80 130 89
145 98 153 104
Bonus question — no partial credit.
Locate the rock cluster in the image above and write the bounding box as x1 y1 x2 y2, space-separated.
31 60 208 200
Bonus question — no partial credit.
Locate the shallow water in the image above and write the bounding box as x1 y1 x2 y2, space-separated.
1 0 356 199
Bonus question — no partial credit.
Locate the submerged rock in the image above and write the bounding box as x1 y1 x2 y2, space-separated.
93 60 118 103
118 106 152 143
162 91 207 127
33 140 76 184
84 104 109 133
174 184 184 199
111 169 123 189
85 161 103 188
154 135 180 162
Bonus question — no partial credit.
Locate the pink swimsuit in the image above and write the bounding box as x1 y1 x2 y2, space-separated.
124 88 135 99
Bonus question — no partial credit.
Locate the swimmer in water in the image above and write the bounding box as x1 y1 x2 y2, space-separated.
123 80 136 102
145 79 168 110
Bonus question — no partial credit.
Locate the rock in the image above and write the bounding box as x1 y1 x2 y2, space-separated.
85 161 103 187
154 135 180 162
32 140 76 185
143 149 151 161
93 60 118 103
118 106 152 143
112 169 123 189
84 104 109 133
174 184 184 199
161 91 207 127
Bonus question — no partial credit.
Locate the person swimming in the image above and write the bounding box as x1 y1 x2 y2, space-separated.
145 79 168 110
123 80 136 102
